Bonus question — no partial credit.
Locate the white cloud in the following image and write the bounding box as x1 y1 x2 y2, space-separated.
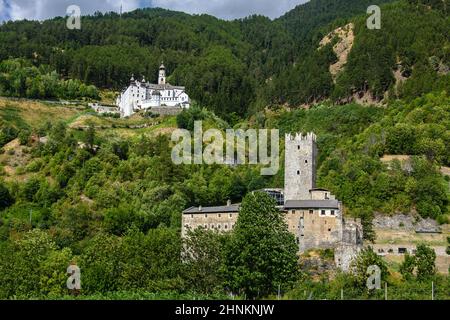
0 0 307 22
2 0 142 21
0 1 7 21
152 0 304 19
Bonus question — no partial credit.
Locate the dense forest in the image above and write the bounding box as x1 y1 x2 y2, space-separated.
0 92 448 298
0 0 448 120
0 59 99 100
0 0 449 300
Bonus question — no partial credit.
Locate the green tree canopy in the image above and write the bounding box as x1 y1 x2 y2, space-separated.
223 192 299 298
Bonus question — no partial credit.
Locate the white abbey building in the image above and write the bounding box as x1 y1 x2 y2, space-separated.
116 63 190 117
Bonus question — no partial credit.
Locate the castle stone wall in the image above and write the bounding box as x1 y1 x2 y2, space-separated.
148 106 183 116
182 211 238 237
284 133 317 201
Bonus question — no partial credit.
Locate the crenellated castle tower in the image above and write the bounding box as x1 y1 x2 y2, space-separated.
284 132 317 201
182 131 363 271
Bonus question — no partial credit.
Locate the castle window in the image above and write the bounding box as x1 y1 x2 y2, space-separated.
297 146 300 150
205 214 208 218
331 210 335 216
305 160 308 164
224 224 228 230
218 214 221 218
291 210 295 214
204 224 207 229
191 214 194 218
218 224 221 229
211 224 215 229
297 170 300 175
229 214 232 218
328 228 332 232
309 209 314 214
296 237 299 244
321 210 326 216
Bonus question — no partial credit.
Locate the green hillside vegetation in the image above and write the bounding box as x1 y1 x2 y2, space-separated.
0 90 448 298
0 1 448 118
0 59 99 100
269 0 449 105
278 0 395 47
0 0 449 300
333 1 449 101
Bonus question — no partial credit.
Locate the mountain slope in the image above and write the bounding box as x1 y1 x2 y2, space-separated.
0 0 448 115
267 0 449 106
277 0 395 53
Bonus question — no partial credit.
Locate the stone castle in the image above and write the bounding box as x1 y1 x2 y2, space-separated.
182 132 363 271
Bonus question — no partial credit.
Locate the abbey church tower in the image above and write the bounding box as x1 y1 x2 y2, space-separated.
158 63 166 85
284 132 317 201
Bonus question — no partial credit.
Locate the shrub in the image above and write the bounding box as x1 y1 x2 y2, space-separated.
0 182 14 210
415 243 436 280
18 130 31 146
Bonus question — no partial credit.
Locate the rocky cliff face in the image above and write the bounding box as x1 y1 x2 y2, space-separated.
319 23 355 81
372 213 441 233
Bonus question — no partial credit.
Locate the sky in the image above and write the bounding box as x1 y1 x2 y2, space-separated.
0 0 308 22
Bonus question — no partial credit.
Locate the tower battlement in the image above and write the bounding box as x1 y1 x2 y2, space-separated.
285 132 317 142
284 132 317 201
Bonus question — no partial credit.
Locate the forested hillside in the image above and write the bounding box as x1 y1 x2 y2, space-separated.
268 0 449 105
278 0 394 51
0 0 449 300
0 92 448 299
0 0 448 119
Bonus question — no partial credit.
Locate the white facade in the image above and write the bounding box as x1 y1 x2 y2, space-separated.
116 63 190 117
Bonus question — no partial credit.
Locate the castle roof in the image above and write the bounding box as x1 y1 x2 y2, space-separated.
183 204 240 214
182 198 340 214
284 199 340 209
146 83 185 90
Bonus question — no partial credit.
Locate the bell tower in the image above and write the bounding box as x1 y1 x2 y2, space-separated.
158 62 166 85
